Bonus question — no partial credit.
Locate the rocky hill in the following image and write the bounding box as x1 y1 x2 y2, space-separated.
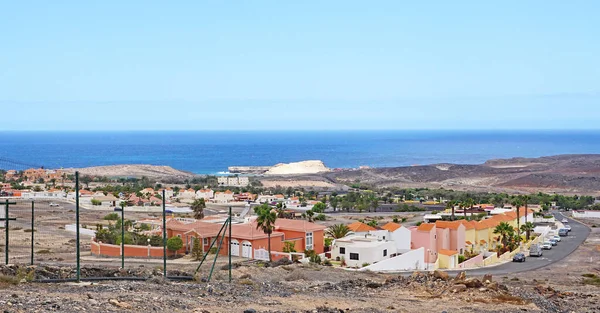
64 164 194 179
325 154 600 194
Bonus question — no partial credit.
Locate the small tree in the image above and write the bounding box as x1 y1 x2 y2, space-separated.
191 237 202 260
167 236 183 256
282 241 296 253
191 198 206 220
312 202 326 213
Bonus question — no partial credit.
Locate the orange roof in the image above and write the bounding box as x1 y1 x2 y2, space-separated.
417 223 436 232
274 219 327 232
435 220 464 230
465 241 472 245
225 190 233 194
480 239 487 244
347 221 376 232
439 249 458 256
274 194 285 198
459 220 476 230
381 222 401 232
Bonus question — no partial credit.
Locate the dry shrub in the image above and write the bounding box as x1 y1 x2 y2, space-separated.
238 279 254 285
285 270 306 281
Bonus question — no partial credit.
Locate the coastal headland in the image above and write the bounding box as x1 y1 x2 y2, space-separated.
64 154 600 194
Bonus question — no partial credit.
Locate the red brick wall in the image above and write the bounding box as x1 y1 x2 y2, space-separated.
91 242 171 258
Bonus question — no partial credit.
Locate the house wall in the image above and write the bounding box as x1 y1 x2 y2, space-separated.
410 229 438 263
390 227 411 251
330 240 396 268
367 230 389 241
464 229 476 250
436 228 450 251
438 254 458 269
360 248 425 272
451 226 466 254
573 211 600 218
458 253 484 269
91 241 170 258
278 229 324 253
475 229 489 252
221 236 284 259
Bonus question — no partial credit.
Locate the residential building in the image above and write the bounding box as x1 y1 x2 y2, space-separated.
410 223 438 263
217 176 249 187
195 188 214 200
213 190 235 203
438 249 459 269
347 221 376 234
330 235 396 268
178 188 196 199
435 220 466 254
381 222 411 252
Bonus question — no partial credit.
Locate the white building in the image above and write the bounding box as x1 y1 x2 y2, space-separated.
330 235 397 268
217 176 249 187
213 190 235 203
195 188 214 200
178 188 196 199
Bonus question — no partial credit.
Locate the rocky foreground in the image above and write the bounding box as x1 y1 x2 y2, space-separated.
1 262 598 313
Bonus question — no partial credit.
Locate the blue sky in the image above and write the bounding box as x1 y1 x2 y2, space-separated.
1 1 598 130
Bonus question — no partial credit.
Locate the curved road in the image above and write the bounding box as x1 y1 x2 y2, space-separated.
444 211 590 276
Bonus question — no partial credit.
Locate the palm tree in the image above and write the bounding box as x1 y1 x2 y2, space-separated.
520 221 535 241
493 222 513 250
445 200 456 220
326 224 351 239
463 198 474 220
191 198 206 220
275 202 286 218
511 198 523 233
255 206 277 262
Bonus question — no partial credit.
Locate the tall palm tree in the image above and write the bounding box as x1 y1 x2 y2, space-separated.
493 222 513 249
520 221 535 241
511 198 523 233
445 200 456 221
255 206 277 262
326 224 351 239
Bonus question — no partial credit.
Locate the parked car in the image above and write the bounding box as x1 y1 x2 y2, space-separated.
562 218 568 223
513 253 526 262
542 242 553 250
558 228 569 237
113 207 122 212
565 225 572 232
529 244 543 257
549 239 558 246
49 202 60 207
553 235 561 242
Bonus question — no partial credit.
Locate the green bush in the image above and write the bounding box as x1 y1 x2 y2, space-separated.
362 262 370 267
458 254 466 264
314 213 326 221
103 213 119 220
91 199 102 206
166 236 183 253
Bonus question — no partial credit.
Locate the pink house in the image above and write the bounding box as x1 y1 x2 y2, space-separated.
410 223 438 263
435 221 466 255
435 226 450 252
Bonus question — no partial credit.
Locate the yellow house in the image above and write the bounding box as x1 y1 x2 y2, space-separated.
459 220 477 253
438 249 459 269
474 221 490 253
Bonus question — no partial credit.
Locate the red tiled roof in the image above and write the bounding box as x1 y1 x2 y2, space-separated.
348 221 376 232
274 219 326 232
435 220 464 230
381 222 401 232
417 223 436 232
465 241 472 245
439 249 458 256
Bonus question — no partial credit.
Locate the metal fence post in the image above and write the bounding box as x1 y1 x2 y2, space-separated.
4 199 9 265
121 202 125 269
76 171 81 282
31 200 34 265
229 206 232 283
162 189 166 278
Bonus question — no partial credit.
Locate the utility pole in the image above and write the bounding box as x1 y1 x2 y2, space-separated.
2 199 17 265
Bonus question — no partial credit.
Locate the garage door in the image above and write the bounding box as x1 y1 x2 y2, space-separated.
230 240 240 256
242 241 252 258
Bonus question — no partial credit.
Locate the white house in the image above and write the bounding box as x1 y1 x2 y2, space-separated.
178 188 196 199
330 235 397 268
381 223 412 252
195 188 214 200
158 188 174 199
213 190 235 203
217 176 249 187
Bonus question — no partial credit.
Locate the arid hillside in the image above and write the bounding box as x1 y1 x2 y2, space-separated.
324 154 600 194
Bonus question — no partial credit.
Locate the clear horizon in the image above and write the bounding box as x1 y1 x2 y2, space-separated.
1 1 599 131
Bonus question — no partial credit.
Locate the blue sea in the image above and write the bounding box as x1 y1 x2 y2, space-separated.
1 130 600 174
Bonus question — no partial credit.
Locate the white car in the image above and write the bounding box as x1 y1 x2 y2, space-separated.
49 203 60 207
562 218 568 223
542 242 552 250
552 235 561 242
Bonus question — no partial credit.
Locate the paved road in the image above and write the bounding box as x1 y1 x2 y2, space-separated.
444 211 590 276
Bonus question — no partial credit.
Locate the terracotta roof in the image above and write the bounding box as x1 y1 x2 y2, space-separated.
235 222 285 240
465 241 472 245
435 220 464 230
474 221 489 230
274 219 326 232
347 221 376 232
381 222 401 232
417 223 436 232
480 239 487 244
438 249 458 256
459 220 476 230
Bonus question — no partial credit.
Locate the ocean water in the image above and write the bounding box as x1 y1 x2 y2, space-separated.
1 130 600 174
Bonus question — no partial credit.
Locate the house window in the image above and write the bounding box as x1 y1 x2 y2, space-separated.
383 236 386 240
349 253 359 260
203 238 208 245
383 249 387 257
339 247 345 254
305 232 313 250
